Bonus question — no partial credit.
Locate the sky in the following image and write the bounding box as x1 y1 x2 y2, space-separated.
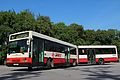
0 0 120 30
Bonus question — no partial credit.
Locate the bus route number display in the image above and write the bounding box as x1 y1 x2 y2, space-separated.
10 32 29 40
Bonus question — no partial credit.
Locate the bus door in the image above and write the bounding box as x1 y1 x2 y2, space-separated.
32 37 44 65
65 47 70 63
87 49 96 64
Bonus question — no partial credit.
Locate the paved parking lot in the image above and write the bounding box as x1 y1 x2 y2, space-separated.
0 63 120 80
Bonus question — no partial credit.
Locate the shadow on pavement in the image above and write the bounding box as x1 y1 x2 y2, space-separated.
1 63 118 80
0 68 42 80
11 65 70 71
77 63 115 66
0 65 71 80
81 66 120 80
63 63 114 71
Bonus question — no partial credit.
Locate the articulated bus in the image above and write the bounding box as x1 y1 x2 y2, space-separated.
6 31 77 69
78 45 118 64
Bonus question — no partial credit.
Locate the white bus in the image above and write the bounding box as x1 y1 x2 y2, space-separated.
6 31 77 69
78 45 118 64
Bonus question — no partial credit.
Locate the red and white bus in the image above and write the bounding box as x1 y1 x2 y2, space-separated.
78 45 118 64
6 31 77 69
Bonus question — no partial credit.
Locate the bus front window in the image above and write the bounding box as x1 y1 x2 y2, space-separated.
9 39 28 54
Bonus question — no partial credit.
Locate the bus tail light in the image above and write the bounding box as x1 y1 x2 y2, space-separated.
22 58 27 62
7 59 10 63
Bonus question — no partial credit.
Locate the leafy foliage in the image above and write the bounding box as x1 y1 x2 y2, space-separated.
0 10 120 64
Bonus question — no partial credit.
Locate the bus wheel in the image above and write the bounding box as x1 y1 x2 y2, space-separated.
51 60 54 68
72 60 77 66
98 58 104 65
28 67 32 70
47 59 54 68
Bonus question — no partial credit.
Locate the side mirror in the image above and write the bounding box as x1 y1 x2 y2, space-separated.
27 40 30 45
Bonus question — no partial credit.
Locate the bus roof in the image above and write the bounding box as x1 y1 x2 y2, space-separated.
78 45 117 48
32 31 77 48
9 31 77 48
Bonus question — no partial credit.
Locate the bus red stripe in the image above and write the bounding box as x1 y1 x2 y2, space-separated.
79 57 118 63
44 57 66 64
6 58 32 64
104 57 118 62
44 57 76 64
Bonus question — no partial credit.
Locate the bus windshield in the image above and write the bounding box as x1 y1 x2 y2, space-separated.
9 39 28 54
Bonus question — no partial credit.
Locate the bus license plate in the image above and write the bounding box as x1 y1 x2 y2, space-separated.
13 63 19 66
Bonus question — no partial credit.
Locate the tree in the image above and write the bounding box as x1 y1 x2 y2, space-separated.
0 10 120 54
84 30 96 44
52 22 67 39
112 40 120 52
0 10 15 45
92 41 101 45
95 30 112 45
66 23 84 45
13 10 35 32
35 16 53 36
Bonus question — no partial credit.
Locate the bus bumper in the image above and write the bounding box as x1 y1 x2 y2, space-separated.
6 63 32 67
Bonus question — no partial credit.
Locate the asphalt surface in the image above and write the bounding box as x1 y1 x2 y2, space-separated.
0 63 120 80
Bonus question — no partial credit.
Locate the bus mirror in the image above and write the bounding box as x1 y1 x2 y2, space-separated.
27 40 30 45
30 38 33 41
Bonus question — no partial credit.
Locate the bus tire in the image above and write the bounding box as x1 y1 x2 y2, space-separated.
72 60 77 66
51 60 54 68
98 58 104 65
28 67 32 70
46 59 54 69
